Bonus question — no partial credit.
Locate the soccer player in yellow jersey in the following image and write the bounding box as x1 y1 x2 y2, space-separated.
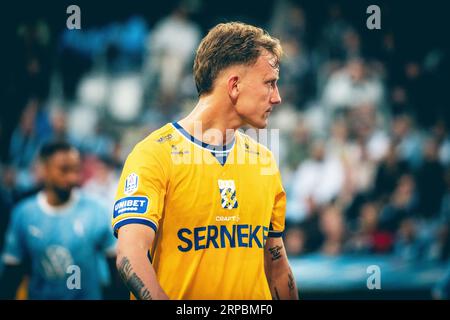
112 22 299 300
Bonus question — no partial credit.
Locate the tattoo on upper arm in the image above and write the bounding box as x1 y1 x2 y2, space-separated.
268 245 282 261
118 257 152 300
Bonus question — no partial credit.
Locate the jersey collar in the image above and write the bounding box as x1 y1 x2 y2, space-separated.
171 122 236 153
37 189 80 216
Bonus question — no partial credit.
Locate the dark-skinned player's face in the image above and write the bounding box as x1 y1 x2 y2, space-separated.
43 150 81 201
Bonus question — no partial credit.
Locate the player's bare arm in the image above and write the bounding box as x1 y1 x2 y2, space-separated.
264 237 299 300
116 224 169 300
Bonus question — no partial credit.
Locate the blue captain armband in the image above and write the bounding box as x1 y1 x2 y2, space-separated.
268 230 284 238
268 222 284 238
113 217 158 238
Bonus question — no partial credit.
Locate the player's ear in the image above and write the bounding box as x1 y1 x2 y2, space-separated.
227 75 240 102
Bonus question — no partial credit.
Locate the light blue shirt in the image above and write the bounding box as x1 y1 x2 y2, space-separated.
2 190 116 299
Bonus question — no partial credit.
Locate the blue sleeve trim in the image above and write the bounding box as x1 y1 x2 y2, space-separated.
268 230 284 238
113 217 158 238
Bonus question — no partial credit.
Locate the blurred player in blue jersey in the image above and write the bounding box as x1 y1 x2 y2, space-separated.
0 141 127 299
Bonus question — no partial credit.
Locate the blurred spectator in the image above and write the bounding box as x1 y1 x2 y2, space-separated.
345 201 391 254
270 2 313 109
9 100 41 170
296 207 323 254
318 3 351 61
350 141 376 196
376 32 402 85
48 108 69 142
290 139 344 222
0 165 19 205
78 123 116 159
394 218 423 262
284 226 306 257
327 117 376 206
1 162 44 208
401 61 434 128
391 114 424 170
319 205 346 256
82 155 120 209
363 119 390 163
322 59 384 114
105 17 148 73
284 121 310 171
270 1 307 44
16 20 51 101
279 39 313 108
143 3 200 108
372 143 410 201
378 174 419 235
415 138 446 219
431 119 450 167
341 29 362 61
389 85 411 117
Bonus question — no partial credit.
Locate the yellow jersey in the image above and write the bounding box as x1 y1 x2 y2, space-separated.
112 122 286 299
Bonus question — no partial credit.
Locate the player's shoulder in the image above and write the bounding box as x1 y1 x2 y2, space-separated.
9 193 40 225
12 194 39 215
146 122 177 144
236 129 275 160
132 123 178 156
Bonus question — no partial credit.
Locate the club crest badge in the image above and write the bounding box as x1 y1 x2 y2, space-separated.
218 179 238 209
124 173 139 195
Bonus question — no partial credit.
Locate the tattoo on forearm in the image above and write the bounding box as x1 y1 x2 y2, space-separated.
268 246 282 261
118 257 152 300
274 287 281 300
288 272 295 294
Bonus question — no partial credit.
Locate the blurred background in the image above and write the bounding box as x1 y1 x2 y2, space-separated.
0 0 449 299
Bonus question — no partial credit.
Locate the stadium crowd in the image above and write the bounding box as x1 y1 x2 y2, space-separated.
1 0 449 298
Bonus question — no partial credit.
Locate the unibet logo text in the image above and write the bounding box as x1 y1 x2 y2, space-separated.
177 224 269 252
113 196 149 218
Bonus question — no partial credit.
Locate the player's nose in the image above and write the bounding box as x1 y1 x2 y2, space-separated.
67 171 81 186
270 85 282 105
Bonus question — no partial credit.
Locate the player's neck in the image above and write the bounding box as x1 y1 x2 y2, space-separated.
44 189 72 207
178 95 241 145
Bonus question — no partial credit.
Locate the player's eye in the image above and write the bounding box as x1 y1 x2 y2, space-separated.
60 166 70 174
266 80 276 88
